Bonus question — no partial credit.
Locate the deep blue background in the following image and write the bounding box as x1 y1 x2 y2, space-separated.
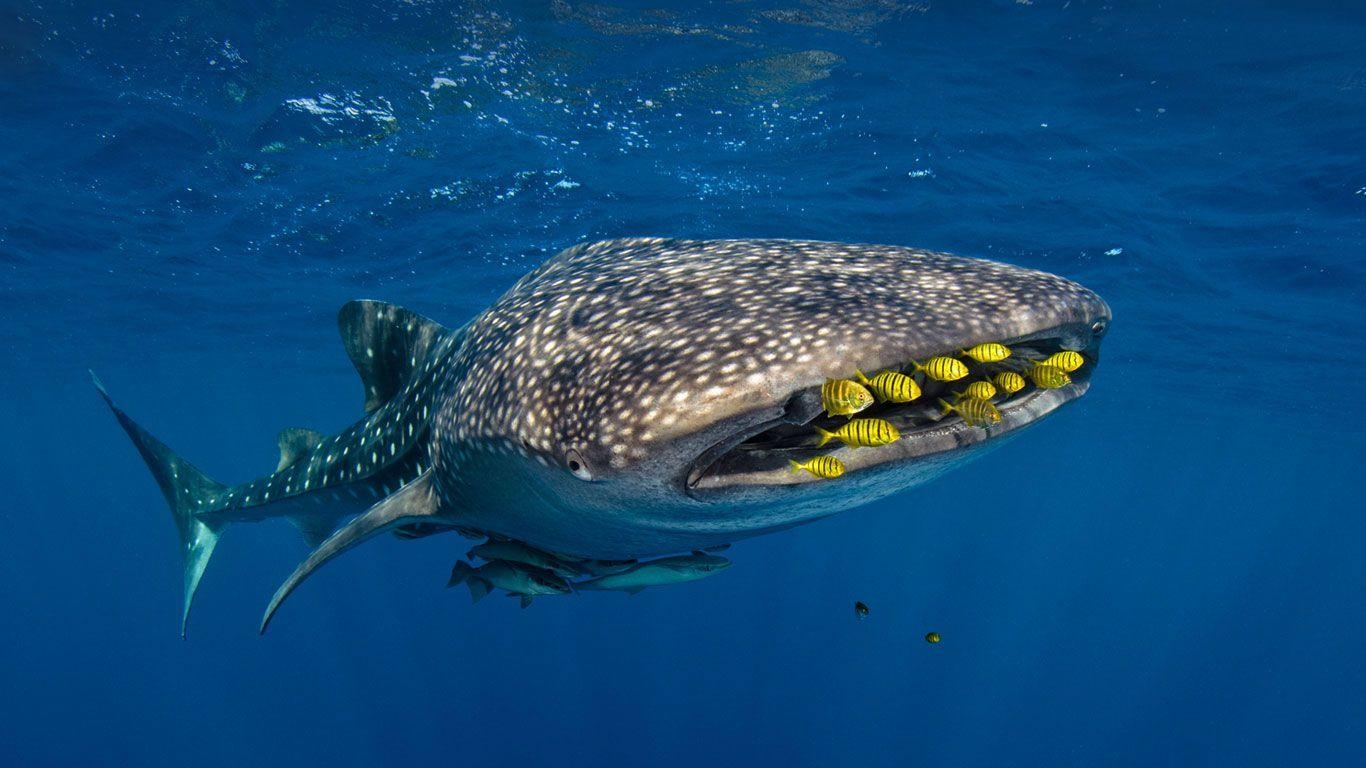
2 2 1363 765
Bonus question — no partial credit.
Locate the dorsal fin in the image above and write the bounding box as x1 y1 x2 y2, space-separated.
276 427 323 472
337 300 451 413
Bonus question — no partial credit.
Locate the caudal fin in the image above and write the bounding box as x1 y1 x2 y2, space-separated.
814 427 835 448
447 560 475 588
92 372 228 638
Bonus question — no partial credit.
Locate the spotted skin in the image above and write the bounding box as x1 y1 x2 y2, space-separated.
95 300 465 633
100 238 1111 632
201 325 460 537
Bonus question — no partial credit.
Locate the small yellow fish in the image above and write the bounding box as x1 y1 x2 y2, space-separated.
925 631 941 644
815 417 900 448
789 456 846 479
1040 350 1085 372
855 369 921 403
821 378 874 417
961 342 1011 363
912 356 969 382
938 397 1002 427
1028 364 1072 389
993 371 1026 395
958 380 997 401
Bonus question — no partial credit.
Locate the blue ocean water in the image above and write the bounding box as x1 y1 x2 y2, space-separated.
2 1 1363 765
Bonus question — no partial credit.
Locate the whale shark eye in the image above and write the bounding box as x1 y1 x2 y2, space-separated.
565 449 593 481
1091 319 1108 337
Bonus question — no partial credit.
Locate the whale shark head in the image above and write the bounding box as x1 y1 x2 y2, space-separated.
432 238 1111 558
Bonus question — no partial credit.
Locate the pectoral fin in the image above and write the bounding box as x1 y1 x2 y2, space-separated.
260 470 440 633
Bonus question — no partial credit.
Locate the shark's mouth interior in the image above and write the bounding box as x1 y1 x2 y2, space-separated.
686 333 1096 491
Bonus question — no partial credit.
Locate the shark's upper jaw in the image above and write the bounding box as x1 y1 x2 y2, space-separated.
683 317 1107 499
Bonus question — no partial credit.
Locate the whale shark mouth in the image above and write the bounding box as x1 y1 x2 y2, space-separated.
685 331 1099 494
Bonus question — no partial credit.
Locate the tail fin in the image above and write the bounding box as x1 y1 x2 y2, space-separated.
91 372 227 638
447 560 475 588
937 398 954 417
789 459 804 474
814 427 835 448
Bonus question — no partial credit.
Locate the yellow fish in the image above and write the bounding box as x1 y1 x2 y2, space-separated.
925 631 941 644
1028 364 1072 389
958 380 997 401
821 378 874 417
937 397 1002 427
992 371 1026 395
854 369 921 403
912 356 968 382
961 342 1011 363
815 417 900 448
789 456 846 479
1040 350 1085 372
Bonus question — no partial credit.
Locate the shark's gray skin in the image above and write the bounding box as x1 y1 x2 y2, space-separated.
96 238 1110 635
575 552 733 594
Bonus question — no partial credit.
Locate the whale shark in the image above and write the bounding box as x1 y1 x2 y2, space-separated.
95 238 1111 635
